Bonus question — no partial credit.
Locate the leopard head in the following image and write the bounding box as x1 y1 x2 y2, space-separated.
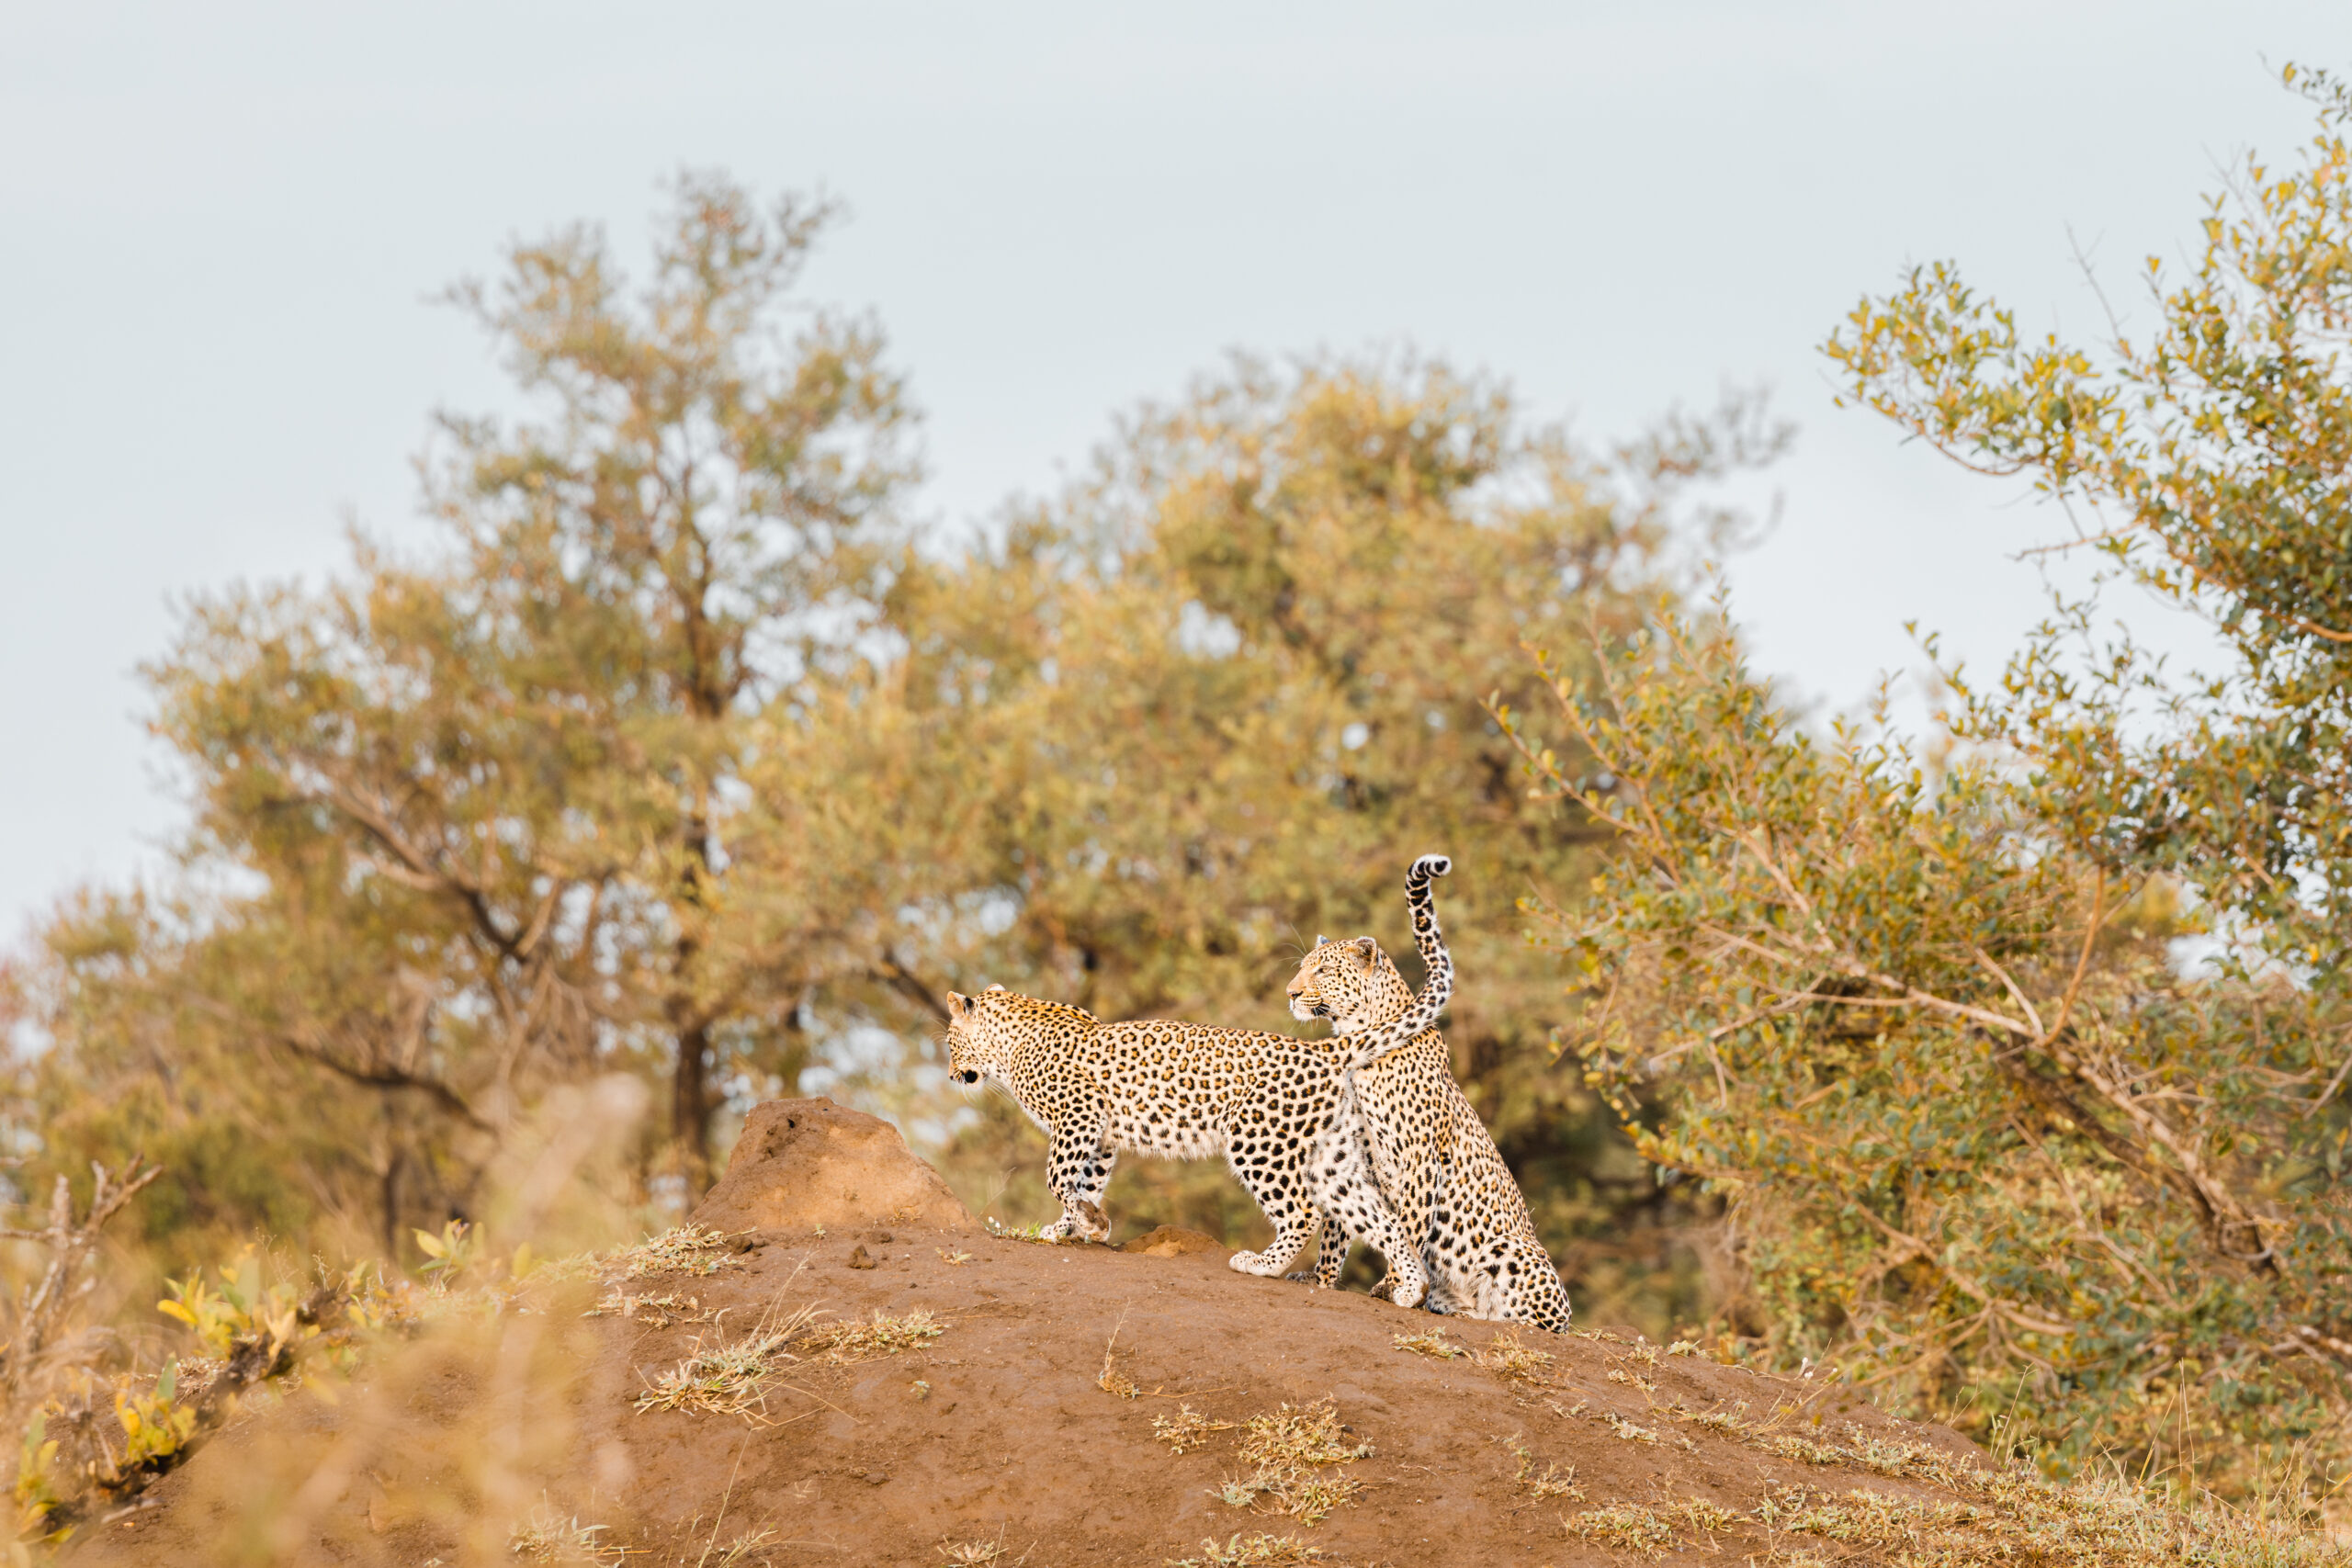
1286 934 1409 1033
944 985 1013 1086
945 985 1097 1086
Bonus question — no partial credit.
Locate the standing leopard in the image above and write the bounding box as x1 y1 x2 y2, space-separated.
1287 873 1574 1332
944 855 1458 1303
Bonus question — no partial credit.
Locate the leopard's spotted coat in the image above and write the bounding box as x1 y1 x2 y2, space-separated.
944 856 1458 1302
1288 872 1573 1331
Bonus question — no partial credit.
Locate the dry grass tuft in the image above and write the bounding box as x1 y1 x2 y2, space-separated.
611 1224 750 1280
1678 1399 1748 1435
1755 1431 1849 1466
1391 1328 1464 1360
508 1509 624 1562
1569 1503 1675 1558
1168 1532 1329 1566
634 1292 944 1419
1237 1401 1374 1471
808 1307 944 1364
1213 1469 1363 1527
1209 1399 1376 1526
634 1305 821 1421
1154 1405 1238 1455
1473 1329 1555 1382
1555 1463 2352 1568
703 1527 781 1566
1604 1411 1664 1445
1665 1498 1739 1535
1567 1500 1745 1560
1510 1443 1582 1501
1392 1324 1552 1384
1098 1319 1140 1399
585 1288 709 1326
935 1530 1025 1566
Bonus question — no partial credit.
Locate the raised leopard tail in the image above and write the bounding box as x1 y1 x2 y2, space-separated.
1331 854 1453 1072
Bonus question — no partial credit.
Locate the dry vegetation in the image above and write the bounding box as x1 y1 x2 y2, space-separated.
1392 1325 1554 1382
506 1509 624 1564
1154 1406 1239 1456
1565 1472 2352 1567
1430 1322 2352 1567
1510 1442 1582 1501
633 1300 944 1421
1192 1400 1376 1528
611 1224 752 1281
1167 1533 1331 1567
631 1304 827 1422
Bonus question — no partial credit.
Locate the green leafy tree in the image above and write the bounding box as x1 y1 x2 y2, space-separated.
14 192 1781 1339
899 358 1784 1317
20 175 927 1265
1500 66 2352 1492
1823 63 2352 987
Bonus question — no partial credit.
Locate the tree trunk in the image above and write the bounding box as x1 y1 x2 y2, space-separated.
673 1019 713 1196
672 787 721 1198
379 1145 404 1260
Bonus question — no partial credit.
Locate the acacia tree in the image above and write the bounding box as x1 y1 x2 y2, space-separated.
24 175 926 1260
1502 66 2352 1491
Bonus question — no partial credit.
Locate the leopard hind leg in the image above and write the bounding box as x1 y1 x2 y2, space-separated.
1286 1216 1350 1288
1505 1237 1574 1332
1223 1122 1322 1279
1458 1235 1571 1329
1307 1126 1426 1310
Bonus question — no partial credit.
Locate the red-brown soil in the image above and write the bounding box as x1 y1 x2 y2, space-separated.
64 1100 1982 1567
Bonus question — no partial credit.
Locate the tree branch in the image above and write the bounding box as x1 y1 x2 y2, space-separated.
180 993 493 1133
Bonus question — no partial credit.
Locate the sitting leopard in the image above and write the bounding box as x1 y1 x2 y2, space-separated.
1287 876 1574 1332
944 855 1458 1303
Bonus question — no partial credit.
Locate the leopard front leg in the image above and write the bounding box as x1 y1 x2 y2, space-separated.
1042 1120 1116 1244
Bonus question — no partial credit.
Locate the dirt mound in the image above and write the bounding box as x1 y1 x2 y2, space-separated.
690 1097 974 1235
66 1112 1995 1568
1120 1224 1230 1258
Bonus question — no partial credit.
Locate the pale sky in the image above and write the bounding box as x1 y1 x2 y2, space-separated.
3 3 2334 940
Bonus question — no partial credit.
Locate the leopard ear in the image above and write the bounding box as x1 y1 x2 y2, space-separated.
984 983 1007 993
1351 936 1378 968
945 991 970 1019
1314 934 1329 948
